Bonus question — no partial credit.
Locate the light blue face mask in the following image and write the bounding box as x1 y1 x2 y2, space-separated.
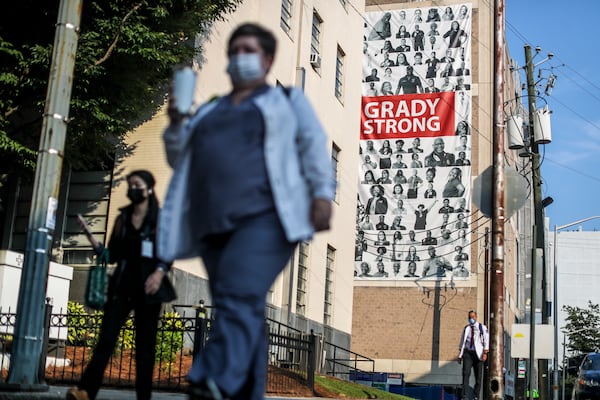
469 317 476 325
226 53 264 84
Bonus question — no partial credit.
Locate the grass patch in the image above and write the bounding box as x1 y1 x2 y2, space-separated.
315 375 414 399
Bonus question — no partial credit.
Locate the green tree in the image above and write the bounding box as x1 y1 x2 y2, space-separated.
562 301 600 356
0 0 241 209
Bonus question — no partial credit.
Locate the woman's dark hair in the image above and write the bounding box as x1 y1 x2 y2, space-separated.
370 184 384 196
128 169 155 189
455 120 470 135
127 169 159 227
228 23 277 57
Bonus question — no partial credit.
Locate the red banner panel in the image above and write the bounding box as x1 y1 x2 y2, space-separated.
361 92 455 140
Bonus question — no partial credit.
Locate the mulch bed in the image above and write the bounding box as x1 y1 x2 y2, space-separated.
2 347 339 398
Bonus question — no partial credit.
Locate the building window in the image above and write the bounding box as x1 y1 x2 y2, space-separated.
59 171 111 266
309 11 322 70
296 241 309 316
280 0 293 33
311 11 322 56
324 245 335 326
335 46 345 100
331 143 340 201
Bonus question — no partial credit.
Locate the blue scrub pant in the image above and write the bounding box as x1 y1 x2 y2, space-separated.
188 211 296 400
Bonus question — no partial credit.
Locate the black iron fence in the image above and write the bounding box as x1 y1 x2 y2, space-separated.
266 318 316 393
0 304 316 395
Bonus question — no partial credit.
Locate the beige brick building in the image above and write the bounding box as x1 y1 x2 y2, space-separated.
55 0 365 351
350 0 527 388
1 0 532 391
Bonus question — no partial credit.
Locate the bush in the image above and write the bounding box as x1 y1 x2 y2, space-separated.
67 301 104 348
65 301 117 349
0 333 12 353
66 302 184 363
116 316 134 352
155 311 184 363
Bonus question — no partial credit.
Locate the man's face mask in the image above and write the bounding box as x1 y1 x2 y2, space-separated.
226 53 264 84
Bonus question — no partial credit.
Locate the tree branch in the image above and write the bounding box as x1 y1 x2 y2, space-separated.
93 2 144 67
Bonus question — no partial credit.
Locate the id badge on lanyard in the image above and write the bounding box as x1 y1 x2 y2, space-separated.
141 239 153 258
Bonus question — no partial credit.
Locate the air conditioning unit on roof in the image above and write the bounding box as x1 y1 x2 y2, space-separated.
310 52 321 68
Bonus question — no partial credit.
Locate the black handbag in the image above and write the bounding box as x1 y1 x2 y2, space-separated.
85 249 109 310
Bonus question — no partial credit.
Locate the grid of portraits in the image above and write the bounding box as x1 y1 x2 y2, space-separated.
356 4 473 282
362 4 472 99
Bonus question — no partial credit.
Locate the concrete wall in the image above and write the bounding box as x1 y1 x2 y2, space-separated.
0 250 73 340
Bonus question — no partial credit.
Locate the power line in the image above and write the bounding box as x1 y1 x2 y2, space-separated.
505 13 600 194
544 157 600 184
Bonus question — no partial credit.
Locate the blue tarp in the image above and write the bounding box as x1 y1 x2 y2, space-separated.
390 385 460 400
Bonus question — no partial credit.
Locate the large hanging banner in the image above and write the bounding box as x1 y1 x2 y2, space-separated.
355 4 473 282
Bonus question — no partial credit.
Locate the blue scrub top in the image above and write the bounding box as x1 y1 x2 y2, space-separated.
189 85 275 239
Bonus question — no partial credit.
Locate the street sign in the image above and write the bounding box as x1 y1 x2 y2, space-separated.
518 359 526 378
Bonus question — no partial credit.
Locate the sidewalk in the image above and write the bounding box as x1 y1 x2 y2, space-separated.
0 385 334 399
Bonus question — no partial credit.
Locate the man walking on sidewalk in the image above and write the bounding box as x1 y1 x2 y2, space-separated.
458 310 489 400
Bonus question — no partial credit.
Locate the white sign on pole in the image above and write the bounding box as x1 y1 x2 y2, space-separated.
511 323 555 359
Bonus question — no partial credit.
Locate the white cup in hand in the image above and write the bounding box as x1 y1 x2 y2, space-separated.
172 67 197 116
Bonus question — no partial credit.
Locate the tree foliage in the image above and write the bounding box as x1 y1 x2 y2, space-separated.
0 0 241 178
562 301 600 356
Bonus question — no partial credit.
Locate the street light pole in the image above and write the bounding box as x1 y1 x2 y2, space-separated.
562 334 566 400
553 216 600 400
554 225 559 400
524 43 553 400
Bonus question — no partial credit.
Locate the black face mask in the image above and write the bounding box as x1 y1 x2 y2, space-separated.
127 188 146 204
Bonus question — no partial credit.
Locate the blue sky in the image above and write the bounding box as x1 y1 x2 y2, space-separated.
506 1 600 230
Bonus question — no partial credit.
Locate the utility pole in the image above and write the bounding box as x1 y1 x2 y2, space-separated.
524 43 548 400
484 227 491 395
489 1 506 399
484 227 490 328
3 0 82 390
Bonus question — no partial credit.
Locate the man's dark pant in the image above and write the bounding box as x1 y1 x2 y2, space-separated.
462 349 483 400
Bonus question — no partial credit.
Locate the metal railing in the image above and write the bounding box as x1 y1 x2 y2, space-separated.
0 306 316 395
266 318 315 393
323 339 376 384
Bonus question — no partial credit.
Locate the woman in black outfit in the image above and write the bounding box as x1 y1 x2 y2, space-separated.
67 170 175 400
